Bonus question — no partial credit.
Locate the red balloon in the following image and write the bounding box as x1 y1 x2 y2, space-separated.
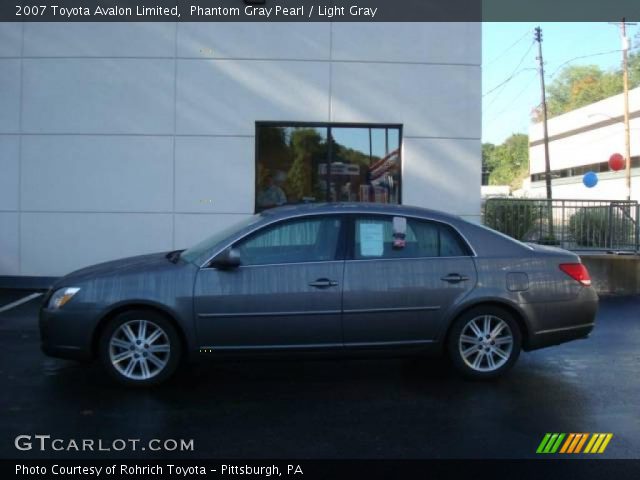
609 153 625 171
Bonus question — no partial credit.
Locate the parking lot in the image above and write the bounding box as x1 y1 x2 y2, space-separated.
1 289 639 459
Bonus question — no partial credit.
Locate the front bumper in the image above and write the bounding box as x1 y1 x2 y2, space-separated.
39 306 97 361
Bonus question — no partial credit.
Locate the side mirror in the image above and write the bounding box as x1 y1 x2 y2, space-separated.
209 248 241 270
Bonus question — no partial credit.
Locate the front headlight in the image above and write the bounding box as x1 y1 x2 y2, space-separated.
48 287 81 309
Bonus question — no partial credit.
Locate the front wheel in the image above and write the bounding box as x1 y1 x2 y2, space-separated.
98 310 182 387
447 306 521 380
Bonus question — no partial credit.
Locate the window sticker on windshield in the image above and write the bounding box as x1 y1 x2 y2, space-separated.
360 223 384 257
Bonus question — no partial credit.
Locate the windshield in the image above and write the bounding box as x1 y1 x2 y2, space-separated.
180 214 264 264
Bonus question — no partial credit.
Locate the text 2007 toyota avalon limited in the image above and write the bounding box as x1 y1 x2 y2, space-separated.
40 203 598 386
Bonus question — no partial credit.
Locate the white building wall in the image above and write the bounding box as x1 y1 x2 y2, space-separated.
0 22 481 277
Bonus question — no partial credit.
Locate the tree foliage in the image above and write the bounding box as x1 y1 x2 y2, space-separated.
534 51 640 121
482 133 529 188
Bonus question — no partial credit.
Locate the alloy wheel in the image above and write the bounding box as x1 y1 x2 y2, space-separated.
108 319 171 381
458 315 514 372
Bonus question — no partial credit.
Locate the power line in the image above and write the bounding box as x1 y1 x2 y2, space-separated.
482 71 538 122
483 41 536 98
483 29 532 67
547 49 623 78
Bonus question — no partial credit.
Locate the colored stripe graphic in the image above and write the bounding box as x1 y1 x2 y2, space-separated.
536 433 552 453
574 433 588 453
585 433 614 453
537 433 613 454
597 434 613 453
536 433 565 453
560 433 575 453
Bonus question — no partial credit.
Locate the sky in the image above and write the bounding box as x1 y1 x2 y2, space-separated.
482 22 640 145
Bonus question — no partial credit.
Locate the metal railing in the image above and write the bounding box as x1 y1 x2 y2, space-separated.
483 198 640 252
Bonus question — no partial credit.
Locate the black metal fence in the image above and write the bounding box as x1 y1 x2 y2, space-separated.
483 198 640 252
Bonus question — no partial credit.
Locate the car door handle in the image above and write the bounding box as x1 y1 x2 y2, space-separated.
308 278 339 288
441 273 469 283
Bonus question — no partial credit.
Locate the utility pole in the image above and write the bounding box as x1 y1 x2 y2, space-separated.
535 26 554 239
620 18 634 201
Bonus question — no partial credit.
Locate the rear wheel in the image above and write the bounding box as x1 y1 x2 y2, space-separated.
98 310 182 387
447 306 521 379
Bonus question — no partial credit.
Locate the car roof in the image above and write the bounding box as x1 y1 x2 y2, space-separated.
260 202 462 223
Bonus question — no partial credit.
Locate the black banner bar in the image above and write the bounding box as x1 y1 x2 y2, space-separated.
2 0 640 22
3 459 640 480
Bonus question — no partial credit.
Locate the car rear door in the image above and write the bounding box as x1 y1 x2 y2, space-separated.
193 215 346 350
342 214 477 347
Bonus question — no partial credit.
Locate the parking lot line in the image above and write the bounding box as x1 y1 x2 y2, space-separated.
0 292 43 314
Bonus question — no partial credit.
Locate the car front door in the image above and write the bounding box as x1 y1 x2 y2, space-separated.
194 215 345 351
342 214 477 347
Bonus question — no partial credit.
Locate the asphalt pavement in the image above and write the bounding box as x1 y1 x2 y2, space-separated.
0 289 639 459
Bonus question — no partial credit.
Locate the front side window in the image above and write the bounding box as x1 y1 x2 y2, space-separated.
255 123 402 212
236 216 342 266
354 216 471 260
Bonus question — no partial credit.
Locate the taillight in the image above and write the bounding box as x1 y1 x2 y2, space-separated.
559 263 591 286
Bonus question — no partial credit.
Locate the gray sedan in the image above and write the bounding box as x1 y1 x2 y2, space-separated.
39 203 598 386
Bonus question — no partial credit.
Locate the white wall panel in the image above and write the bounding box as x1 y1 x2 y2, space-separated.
0 59 21 133
0 23 22 57
332 22 480 65
0 213 19 275
175 136 254 213
174 213 253 250
176 59 330 135
178 23 330 60
22 58 174 134
21 136 173 212
21 213 173 276
0 22 483 278
331 62 480 139
24 23 175 57
0 135 19 211
402 138 481 217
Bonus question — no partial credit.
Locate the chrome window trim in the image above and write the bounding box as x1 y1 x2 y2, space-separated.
199 210 477 269
345 255 475 264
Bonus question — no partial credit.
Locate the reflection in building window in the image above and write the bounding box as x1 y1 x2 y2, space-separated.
255 123 402 212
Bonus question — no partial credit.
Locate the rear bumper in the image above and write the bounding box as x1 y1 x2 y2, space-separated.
527 323 594 350
524 287 599 351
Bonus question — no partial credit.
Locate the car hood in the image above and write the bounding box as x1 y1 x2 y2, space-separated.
54 251 175 287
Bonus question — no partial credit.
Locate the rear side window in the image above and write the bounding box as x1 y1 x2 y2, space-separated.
236 216 342 266
354 216 471 260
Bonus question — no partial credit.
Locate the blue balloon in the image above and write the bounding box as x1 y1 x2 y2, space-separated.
583 171 598 188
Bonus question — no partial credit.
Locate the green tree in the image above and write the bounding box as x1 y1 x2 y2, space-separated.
535 55 640 120
483 134 529 188
482 143 496 185
286 129 323 201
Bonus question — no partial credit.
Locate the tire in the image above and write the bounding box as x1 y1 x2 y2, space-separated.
98 309 182 387
447 306 521 380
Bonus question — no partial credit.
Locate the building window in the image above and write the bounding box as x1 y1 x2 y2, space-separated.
255 122 402 212
531 156 640 182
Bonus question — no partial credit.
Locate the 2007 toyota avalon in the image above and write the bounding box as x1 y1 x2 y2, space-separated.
40 203 598 386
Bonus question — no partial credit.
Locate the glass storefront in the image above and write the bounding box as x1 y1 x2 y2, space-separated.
255 122 402 212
